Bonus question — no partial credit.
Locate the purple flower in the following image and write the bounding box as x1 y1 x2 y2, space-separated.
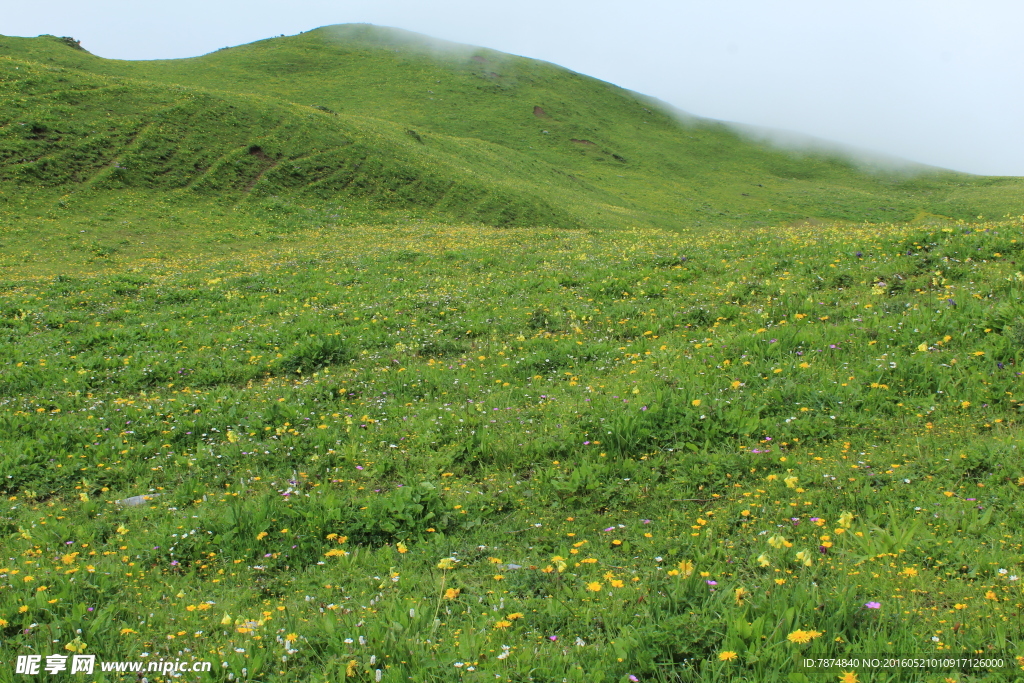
630 676 639 682
549 635 558 641
706 580 717 586
864 601 881 609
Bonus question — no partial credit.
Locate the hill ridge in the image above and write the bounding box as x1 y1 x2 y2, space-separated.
1 25 1022 229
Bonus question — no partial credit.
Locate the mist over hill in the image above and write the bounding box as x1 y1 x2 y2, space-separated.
1 24 1021 229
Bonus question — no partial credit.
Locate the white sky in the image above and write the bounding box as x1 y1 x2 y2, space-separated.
5 0 1023 175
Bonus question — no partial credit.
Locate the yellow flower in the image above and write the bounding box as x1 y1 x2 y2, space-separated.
719 651 738 661
0 618 7 627
221 613 233 625
506 612 524 620
985 591 998 601
119 628 135 635
691 399 701 407
734 587 749 605
443 588 460 600
610 579 625 588
346 659 358 677
767 535 787 549
838 511 854 528
586 581 603 592
396 542 408 554
18 605 29 613
116 526 128 535
838 672 859 683
324 548 349 558
900 567 918 577
677 560 695 577
493 620 512 629
493 574 505 581
795 550 813 567
437 558 456 570
756 554 770 568
787 629 823 644
784 476 798 488
256 531 268 541
285 633 298 642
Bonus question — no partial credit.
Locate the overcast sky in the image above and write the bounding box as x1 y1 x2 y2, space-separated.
6 0 1022 175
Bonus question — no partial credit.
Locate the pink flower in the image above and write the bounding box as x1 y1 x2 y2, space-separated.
864 601 881 609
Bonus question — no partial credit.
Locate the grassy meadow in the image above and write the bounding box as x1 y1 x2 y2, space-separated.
2 194 1024 682
3 23 1024 683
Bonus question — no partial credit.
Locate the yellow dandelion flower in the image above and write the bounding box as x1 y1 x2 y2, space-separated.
787 629 823 644
719 651 738 661
586 581 603 592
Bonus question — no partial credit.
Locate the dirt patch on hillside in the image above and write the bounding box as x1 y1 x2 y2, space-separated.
248 145 271 163
570 139 596 147
533 106 549 119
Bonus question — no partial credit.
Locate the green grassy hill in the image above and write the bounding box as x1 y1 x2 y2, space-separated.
2 25 1022 230
4 26 1024 683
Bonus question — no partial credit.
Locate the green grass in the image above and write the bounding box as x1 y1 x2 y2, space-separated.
3 24 1024 683
1 203 1024 681
2 25 1023 232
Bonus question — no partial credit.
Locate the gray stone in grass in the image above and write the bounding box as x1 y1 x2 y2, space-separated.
116 493 161 507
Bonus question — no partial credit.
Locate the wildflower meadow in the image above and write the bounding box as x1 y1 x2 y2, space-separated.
2 197 1024 681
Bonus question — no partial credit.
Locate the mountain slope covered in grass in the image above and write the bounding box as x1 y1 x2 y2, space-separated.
2 25 1022 230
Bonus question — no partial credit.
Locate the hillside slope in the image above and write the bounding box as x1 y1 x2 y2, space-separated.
1 26 1022 229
